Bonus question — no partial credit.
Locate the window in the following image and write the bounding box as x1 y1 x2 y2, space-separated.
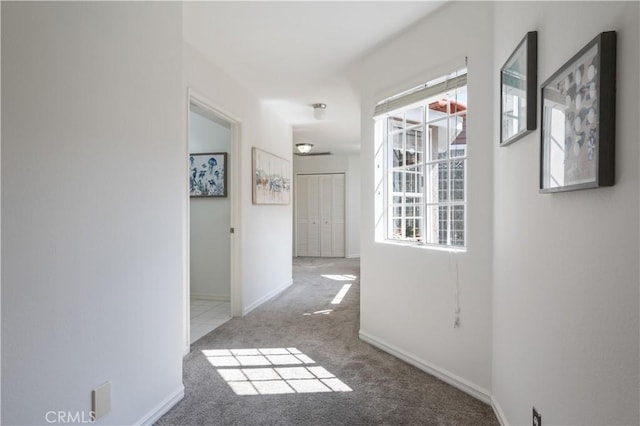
375 69 467 248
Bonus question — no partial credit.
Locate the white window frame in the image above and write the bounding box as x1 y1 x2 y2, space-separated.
376 69 467 250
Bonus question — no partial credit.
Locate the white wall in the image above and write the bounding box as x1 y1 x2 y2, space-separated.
358 1 494 399
492 2 639 425
2 3 184 424
1 3 3 421
293 154 361 258
189 111 231 299
182 42 293 316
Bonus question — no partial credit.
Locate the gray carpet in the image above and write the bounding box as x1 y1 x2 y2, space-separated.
156 257 499 426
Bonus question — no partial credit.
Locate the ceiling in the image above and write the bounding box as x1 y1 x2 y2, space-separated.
183 1 446 155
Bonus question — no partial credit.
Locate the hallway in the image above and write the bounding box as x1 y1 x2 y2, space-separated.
157 257 498 425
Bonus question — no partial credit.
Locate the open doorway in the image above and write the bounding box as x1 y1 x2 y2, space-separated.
186 91 240 348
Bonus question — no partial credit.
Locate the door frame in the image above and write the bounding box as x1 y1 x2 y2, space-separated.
183 88 242 355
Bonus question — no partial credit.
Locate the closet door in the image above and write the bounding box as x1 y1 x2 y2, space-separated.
296 173 345 258
296 175 321 256
331 174 345 257
320 175 334 257
307 176 321 256
295 175 310 257
319 174 346 257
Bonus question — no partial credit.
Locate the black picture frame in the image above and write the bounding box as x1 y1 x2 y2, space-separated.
500 31 537 146
540 31 616 193
189 152 228 197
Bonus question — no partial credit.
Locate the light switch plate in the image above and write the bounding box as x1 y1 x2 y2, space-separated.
92 382 111 419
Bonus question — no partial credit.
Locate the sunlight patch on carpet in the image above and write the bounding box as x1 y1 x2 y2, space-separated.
303 309 333 316
331 284 352 304
204 347 353 396
322 274 357 281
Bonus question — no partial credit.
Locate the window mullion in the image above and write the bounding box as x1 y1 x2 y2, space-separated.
401 115 407 240
385 118 392 240
421 106 427 245
384 119 388 239
446 97 452 247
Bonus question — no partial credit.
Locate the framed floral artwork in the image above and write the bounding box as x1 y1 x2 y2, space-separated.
252 147 291 205
540 31 616 193
189 152 227 197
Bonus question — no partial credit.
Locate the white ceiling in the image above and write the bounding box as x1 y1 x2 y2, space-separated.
183 1 446 155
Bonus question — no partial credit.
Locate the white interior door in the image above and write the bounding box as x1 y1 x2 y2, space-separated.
295 175 310 257
331 174 345 257
307 176 321 256
296 173 345 258
320 175 333 257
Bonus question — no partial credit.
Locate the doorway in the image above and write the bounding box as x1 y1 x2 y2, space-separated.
185 91 240 350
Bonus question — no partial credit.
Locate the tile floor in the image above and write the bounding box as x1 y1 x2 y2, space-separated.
190 299 231 343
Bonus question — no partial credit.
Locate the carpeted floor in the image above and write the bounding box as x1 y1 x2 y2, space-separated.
156 257 499 426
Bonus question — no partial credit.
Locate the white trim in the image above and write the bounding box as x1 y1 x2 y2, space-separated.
229 121 242 318
186 88 243 355
491 396 509 426
137 385 184 426
190 293 230 302
344 169 350 258
242 279 293 316
188 88 242 124
293 172 298 257
183 90 191 356
376 239 467 253
358 330 491 404
346 254 361 259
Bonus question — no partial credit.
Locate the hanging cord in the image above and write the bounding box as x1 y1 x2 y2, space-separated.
450 250 461 328
452 57 465 329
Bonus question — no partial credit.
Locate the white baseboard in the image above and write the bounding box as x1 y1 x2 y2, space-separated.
243 278 293 316
191 293 230 302
491 396 508 426
137 385 184 426
358 330 492 404
346 254 360 259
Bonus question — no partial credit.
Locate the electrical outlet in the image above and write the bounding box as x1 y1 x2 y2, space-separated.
533 407 541 426
92 382 111 420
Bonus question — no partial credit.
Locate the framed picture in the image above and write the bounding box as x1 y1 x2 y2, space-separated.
189 152 227 197
540 31 616 193
500 31 537 146
252 147 291 205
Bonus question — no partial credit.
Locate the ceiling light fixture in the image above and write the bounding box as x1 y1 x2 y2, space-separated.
296 143 314 154
312 103 327 120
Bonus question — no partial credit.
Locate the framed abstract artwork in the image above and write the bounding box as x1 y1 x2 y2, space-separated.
500 31 537 146
252 147 291 205
189 152 228 197
540 31 616 193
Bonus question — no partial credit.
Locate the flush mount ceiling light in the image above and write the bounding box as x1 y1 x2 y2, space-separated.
312 103 327 120
296 143 314 154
